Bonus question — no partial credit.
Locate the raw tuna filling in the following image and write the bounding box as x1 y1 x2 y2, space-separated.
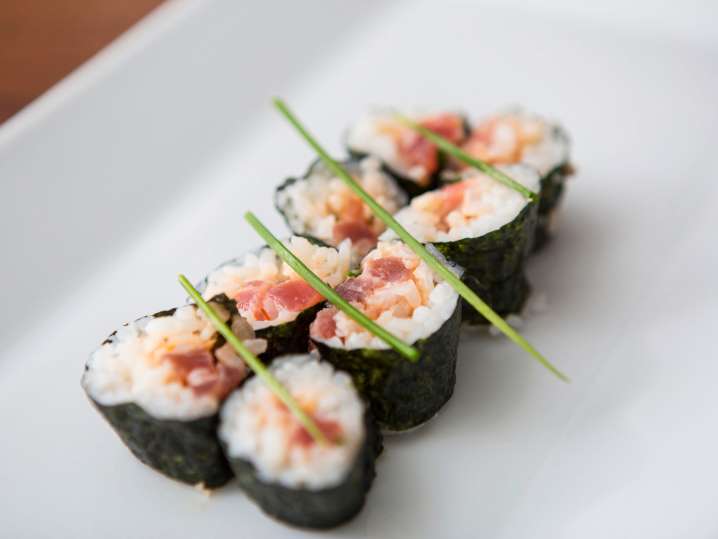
348 111 467 185
390 113 466 182
233 279 322 322
82 303 266 419
202 236 351 330
310 241 458 349
162 346 245 401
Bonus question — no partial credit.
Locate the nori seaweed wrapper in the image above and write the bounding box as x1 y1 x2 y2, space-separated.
274 165 329 249
312 299 461 432
533 162 573 251
439 123 573 253
83 303 244 488
354 155 439 199
224 411 381 529
431 201 537 324
254 302 322 360
89 399 232 488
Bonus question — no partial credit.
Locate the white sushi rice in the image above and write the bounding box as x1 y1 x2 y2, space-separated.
346 108 455 183
347 109 408 178
275 157 406 255
313 241 459 350
219 355 365 490
474 108 569 176
202 236 352 330
82 304 265 420
383 164 540 243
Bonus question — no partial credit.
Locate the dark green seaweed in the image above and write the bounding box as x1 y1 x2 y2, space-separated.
432 201 537 324
85 303 245 487
224 411 381 529
254 302 322 360
438 122 572 253
313 299 461 432
90 399 232 488
375 156 438 199
459 270 531 325
533 162 573 252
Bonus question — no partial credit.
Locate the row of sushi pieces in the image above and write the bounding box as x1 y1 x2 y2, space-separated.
278 106 573 317
82 106 573 529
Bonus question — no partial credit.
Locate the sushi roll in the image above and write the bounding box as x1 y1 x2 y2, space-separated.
219 354 380 529
275 157 407 263
346 109 468 197
82 299 265 488
385 165 540 325
199 236 351 361
310 240 461 432
456 108 572 250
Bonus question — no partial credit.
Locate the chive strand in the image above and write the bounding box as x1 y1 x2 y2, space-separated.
394 113 538 201
179 274 330 445
272 97 568 382
243 212 420 363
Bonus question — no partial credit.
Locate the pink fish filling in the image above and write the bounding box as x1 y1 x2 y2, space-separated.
332 220 377 257
292 416 343 448
234 278 323 322
395 113 466 183
310 255 415 341
163 348 247 400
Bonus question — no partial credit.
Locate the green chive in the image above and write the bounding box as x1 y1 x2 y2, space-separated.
394 113 538 201
272 98 568 382
179 274 331 445
244 212 420 363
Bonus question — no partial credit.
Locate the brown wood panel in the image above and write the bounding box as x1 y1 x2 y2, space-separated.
0 0 165 124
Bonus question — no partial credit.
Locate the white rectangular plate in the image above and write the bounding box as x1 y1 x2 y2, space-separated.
1 1 717 537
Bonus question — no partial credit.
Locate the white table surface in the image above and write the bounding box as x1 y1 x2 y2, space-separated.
1 1 717 537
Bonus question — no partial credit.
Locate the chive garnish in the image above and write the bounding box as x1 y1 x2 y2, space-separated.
244 212 420 363
272 98 568 382
394 113 538 201
179 274 330 445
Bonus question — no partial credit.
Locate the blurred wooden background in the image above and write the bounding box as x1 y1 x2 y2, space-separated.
0 0 165 124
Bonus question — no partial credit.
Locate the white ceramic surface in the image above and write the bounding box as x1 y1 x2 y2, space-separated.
1 1 717 537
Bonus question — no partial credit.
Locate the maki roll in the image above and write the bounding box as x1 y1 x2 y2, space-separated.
219 354 379 529
310 240 461 432
82 299 265 488
456 108 572 249
275 157 407 263
385 165 540 324
346 109 468 197
200 236 351 361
